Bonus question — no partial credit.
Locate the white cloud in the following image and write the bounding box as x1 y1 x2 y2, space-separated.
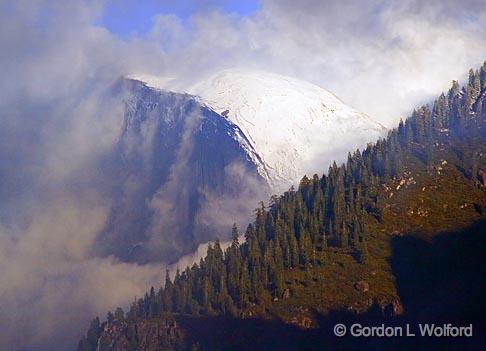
149 0 486 126
0 1 485 350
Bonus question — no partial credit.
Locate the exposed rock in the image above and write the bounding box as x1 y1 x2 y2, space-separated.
417 207 429 217
95 79 268 264
396 179 406 190
478 169 486 187
282 288 291 300
300 317 313 329
395 176 416 190
382 299 404 317
290 315 314 329
354 280 370 293
95 317 185 351
240 310 254 318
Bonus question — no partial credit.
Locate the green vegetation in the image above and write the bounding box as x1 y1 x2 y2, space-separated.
79 62 486 351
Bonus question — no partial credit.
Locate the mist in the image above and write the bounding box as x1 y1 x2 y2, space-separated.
0 1 485 350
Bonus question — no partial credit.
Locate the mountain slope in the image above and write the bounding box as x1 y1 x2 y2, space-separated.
130 69 386 192
81 63 486 350
96 79 268 263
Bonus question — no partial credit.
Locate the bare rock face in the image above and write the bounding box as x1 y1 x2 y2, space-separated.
96 317 186 351
289 315 315 329
382 299 404 318
95 79 267 264
354 281 370 293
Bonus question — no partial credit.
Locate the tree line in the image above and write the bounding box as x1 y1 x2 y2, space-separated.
79 62 486 351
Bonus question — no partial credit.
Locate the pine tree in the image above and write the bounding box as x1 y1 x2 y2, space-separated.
227 224 241 298
298 226 312 267
289 231 299 267
239 260 251 307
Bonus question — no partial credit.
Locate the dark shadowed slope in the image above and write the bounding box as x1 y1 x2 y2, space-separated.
95 79 268 263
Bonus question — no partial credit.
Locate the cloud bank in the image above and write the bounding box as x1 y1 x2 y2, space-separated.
148 0 486 126
0 2 165 350
0 0 485 350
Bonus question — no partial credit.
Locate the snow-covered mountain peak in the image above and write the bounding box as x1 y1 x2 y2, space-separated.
188 69 386 192
128 69 386 193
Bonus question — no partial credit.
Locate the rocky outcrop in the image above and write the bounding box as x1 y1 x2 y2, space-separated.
289 315 314 329
354 280 370 293
382 299 404 318
96 317 186 351
478 169 486 187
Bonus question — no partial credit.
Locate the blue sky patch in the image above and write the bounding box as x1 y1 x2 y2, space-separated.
100 0 260 38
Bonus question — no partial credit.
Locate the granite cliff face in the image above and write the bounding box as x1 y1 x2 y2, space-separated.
95 79 267 263
90 316 186 351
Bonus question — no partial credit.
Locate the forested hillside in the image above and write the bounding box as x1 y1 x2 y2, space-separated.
79 62 486 351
